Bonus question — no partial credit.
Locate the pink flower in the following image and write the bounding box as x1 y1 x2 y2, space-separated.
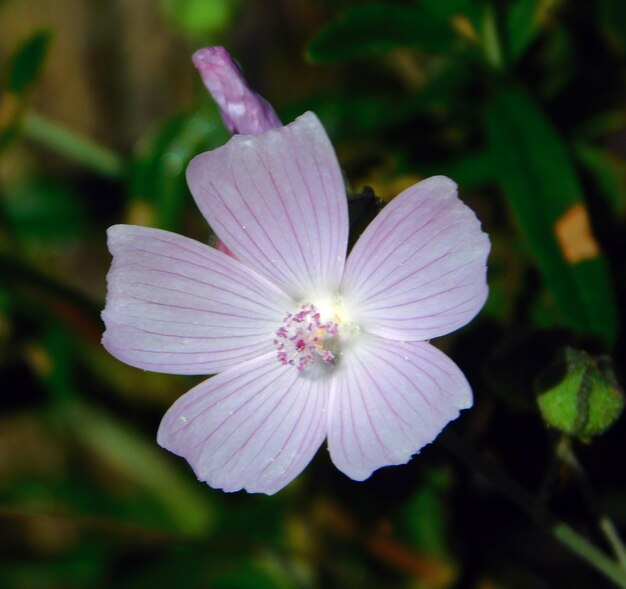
102 111 490 494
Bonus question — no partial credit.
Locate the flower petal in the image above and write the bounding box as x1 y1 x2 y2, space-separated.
193 47 282 135
341 176 490 341
327 336 472 481
186 112 349 299
102 225 293 375
157 352 329 494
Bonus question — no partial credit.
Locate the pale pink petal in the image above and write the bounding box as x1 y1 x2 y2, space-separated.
157 352 329 494
102 225 293 375
327 336 472 481
193 47 281 135
186 112 349 299
341 176 490 341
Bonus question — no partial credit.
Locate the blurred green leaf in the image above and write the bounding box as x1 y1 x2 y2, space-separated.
78 343 190 407
63 401 215 537
421 0 483 25
534 21 574 100
403 468 451 557
287 58 474 145
485 87 618 345
0 247 102 331
130 107 229 231
574 141 626 215
22 112 125 178
118 545 296 589
211 558 295 589
0 117 21 153
159 0 238 35
480 234 523 323
574 110 626 141
5 29 52 95
439 151 494 187
0 548 103 589
506 0 550 62
306 3 456 63
298 94 423 139
1 177 89 243
0 31 52 153
0 286 12 314
597 0 626 53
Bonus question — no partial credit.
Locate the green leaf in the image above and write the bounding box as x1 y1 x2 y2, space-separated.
438 151 494 187
22 113 125 178
0 31 53 153
506 0 543 61
306 3 456 63
0 549 103 589
0 118 21 153
574 141 626 215
421 0 483 25
159 0 239 35
5 30 52 95
404 468 451 557
485 87 618 345
210 558 295 589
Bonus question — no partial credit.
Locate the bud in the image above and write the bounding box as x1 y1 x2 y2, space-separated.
192 47 281 136
536 348 624 439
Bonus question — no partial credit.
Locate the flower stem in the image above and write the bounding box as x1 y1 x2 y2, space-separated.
22 111 125 179
552 523 626 587
558 439 626 570
601 517 626 571
441 430 626 587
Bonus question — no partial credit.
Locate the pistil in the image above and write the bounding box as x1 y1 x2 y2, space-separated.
274 303 339 372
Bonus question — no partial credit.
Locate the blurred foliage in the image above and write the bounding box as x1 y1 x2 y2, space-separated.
1 0 626 588
128 107 230 232
485 86 617 344
0 29 51 152
5 30 52 96
306 3 457 62
159 0 241 36
2 178 89 244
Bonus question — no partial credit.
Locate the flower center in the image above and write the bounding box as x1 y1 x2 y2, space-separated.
274 303 339 372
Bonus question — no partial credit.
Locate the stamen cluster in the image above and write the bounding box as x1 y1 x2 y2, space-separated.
274 303 339 372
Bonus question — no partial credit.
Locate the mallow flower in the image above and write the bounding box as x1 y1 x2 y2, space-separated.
102 51 490 496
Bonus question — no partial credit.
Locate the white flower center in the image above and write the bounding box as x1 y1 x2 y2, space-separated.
273 297 358 372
